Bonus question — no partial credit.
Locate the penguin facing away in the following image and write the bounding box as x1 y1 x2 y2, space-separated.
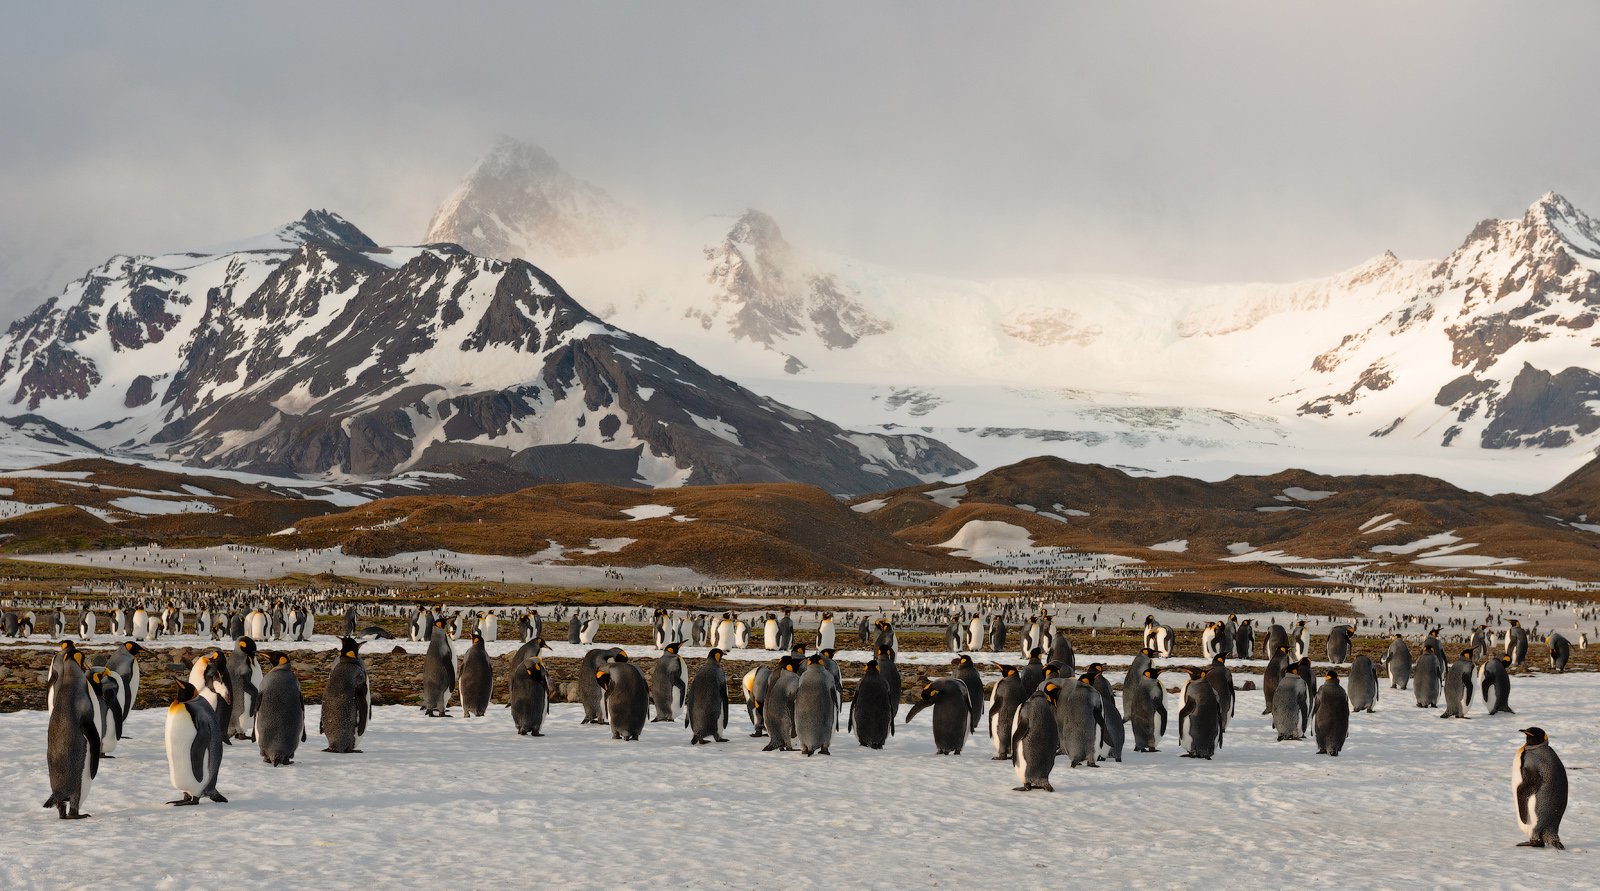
686 649 730 745
255 652 306 766
509 659 552 737
849 659 894 749
1012 682 1062 792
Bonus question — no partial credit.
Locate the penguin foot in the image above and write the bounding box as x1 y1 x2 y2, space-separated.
207 792 229 803
167 795 200 806
102 754 115 759
1517 840 1545 848
714 736 728 743
991 756 1008 761
62 810 90 819
1012 785 1033 792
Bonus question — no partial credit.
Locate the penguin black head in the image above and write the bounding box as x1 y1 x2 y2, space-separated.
875 644 893 659
1088 662 1105 674
1140 647 1155 658
71 651 90 670
237 637 258 656
1460 648 1475 660
1392 633 1402 640
664 642 682 655
527 660 544 677
1211 654 1227 665
655 608 667 617
1276 645 1289 655
1143 667 1162 679
1500 655 1512 666
819 648 837 660
1144 614 1155 623
1519 727 1549 745
433 619 448 629
708 648 724 662
1028 647 1044 660
863 659 880 673
919 683 939 700
58 640 74 653
951 654 971 667
1043 682 1062 704
1043 664 1061 678
123 641 147 655
594 670 611 689
340 637 361 658
170 680 198 704
781 659 797 673
613 649 629 662
1323 670 1339 682
1000 665 1018 677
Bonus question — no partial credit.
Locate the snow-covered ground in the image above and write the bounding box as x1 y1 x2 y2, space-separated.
2 664 1592 887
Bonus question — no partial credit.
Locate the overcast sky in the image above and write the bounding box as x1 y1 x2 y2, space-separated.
3 2 1598 320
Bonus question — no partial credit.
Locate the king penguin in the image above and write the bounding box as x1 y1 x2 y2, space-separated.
686 649 730 744
1312 670 1350 756
458 632 493 718
43 650 100 819
255 652 305 766
322 637 371 753
1011 681 1061 791
1513 727 1568 849
650 641 690 723
849 659 893 749
509 658 552 737
164 680 224 805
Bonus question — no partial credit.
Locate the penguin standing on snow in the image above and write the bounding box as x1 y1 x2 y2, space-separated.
1127 666 1167 752
421 619 457 717
185 653 231 801
322 638 371 753
987 665 1025 760
762 613 780 651
776 609 794 651
1312 670 1349 756
762 657 802 751
1326 625 1355 665
1413 643 1443 709
1177 665 1222 759
950 655 985 733
1544 633 1571 672
1480 654 1515 715
742 665 771 736
1347 655 1380 713
1204 655 1234 737
164 680 225 806
458 632 493 718
816 612 836 651
1234 619 1255 659
1011 682 1061 792
686 649 730 745
1513 727 1567 849
1055 669 1110 768
1384 634 1412 689
44 650 100 819
578 647 624 724
509 659 552 737
226 637 263 740
1048 628 1076 676
255 652 305 766
904 679 971 755
849 659 893 749
1273 664 1310 741
1440 649 1475 719
793 655 837 756
596 654 648 740
650 641 690 723
1262 645 1290 714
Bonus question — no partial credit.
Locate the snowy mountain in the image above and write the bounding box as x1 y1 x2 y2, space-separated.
424 136 631 262
419 139 1600 493
0 211 969 493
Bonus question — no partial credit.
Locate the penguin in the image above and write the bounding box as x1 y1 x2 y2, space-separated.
967 613 985 651
1201 622 1223 658
686 649 730 744
458 632 493 718
321 637 370 752
650 641 691 722
1513 727 1568 849
164 680 224 806
950 655 985 733
904 679 971 755
244 607 268 641
776 609 794 651
477 610 497 642
1086 662 1124 762
1291 620 1312 661
1047 628 1076 676
1262 645 1290 715
132 605 150 641
1020 616 1040 658
1312 670 1350 756
510 636 553 672
1011 682 1062 792
1127 666 1167 752
715 613 736 651
421 619 457 717
106 641 145 726
1440 649 1475 719
742 665 771 736
875 644 903 723
225 637 263 740
1504 620 1529 667
341 605 358 639
1326 625 1355 664
1480 654 1515 715
1384 634 1412 690
1265 623 1289 657
1055 670 1110 768
1273 665 1310 741
816 612 836 651
77 608 96 641
1204 655 1235 737
1347 655 1380 713
1221 614 1239 658
1177 666 1222 759
409 607 429 642
581 613 603 645
1123 647 1156 717
1413 643 1443 709
1544 633 1571 672
94 670 126 757
733 616 751 649
762 657 802 751
188 654 230 801
1142 615 1173 657
793 655 837 756
596 654 648 740
43 651 100 819
520 609 543 643
763 613 780 651
578 647 624 724
849 659 894 749
1019 648 1046 699
255 652 305 766
987 666 1024 760
988 614 1007 653
689 615 706 647
510 658 552 737
945 619 963 653
567 613 582 645
815 647 844 729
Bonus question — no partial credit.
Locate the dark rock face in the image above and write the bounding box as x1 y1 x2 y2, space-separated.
1481 364 1600 449
0 211 971 495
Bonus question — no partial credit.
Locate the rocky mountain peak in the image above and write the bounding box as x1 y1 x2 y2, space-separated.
1523 191 1600 259
278 209 379 252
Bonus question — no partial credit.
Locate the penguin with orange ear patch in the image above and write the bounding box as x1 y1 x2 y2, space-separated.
165 680 224 806
1012 681 1061 791
905 679 970 755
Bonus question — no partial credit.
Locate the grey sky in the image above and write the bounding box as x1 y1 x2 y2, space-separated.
3 2 1598 320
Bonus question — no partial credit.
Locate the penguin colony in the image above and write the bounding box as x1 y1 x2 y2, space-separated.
30 605 1571 851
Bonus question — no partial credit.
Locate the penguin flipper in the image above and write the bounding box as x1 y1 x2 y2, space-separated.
1156 701 1167 739
82 712 102 780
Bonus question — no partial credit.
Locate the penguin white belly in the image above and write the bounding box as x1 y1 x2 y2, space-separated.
165 706 202 795
991 709 1005 756
79 754 93 808
1513 749 1535 838
1013 731 1029 784
734 621 749 648
818 622 835 651
764 622 779 650
968 619 982 650
132 611 148 640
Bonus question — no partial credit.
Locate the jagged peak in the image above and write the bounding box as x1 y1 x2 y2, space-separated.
726 209 787 250
276 209 379 252
1524 191 1600 259
469 135 564 182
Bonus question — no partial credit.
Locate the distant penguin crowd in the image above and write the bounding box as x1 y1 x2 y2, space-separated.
29 598 1570 850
